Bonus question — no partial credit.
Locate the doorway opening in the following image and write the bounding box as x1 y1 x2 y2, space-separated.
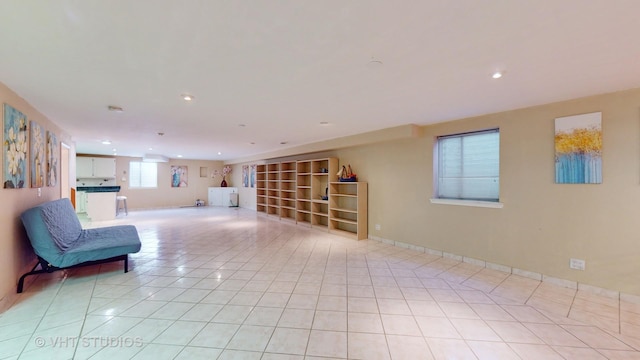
61 143 71 200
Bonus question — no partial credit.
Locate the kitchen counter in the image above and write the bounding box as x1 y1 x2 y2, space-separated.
77 186 121 193
76 186 119 221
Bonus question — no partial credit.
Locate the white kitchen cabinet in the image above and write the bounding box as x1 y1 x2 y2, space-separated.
93 158 116 178
76 157 94 178
208 187 238 206
76 157 116 178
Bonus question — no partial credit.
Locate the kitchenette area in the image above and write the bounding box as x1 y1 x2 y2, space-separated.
76 156 120 221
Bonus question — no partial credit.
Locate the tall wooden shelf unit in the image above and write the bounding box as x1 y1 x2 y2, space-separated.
259 158 362 238
295 160 312 226
309 158 338 230
329 181 368 240
279 161 297 222
295 158 338 229
266 163 280 217
256 164 267 214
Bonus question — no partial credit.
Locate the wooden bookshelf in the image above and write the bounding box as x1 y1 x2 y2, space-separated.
257 157 348 235
279 161 297 222
329 181 368 240
266 163 280 217
296 160 312 227
309 158 338 230
256 164 267 214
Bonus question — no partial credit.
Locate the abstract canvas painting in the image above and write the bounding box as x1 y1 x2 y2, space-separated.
46 130 58 186
3 104 28 188
242 165 249 187
250 164 256 188
555 112 602 184
30 120 45 188
171 165 188 187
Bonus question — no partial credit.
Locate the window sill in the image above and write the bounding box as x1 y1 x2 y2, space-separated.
430 198 504 209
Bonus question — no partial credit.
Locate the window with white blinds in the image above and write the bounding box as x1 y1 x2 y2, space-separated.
435 129 500 201
129 162 157 188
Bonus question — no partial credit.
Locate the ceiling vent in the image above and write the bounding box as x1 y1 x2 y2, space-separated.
142 154 169 163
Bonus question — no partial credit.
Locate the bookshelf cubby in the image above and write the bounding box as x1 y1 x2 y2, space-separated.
256 164 267 213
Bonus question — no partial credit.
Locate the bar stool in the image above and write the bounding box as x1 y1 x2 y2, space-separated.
116 195 128 216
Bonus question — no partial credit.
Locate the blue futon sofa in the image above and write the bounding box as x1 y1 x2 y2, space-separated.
18 198 141 293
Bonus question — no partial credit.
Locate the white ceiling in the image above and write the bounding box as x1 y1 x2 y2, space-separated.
1 1 639 161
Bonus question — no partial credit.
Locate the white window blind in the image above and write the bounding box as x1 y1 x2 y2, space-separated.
436 129 499 201
129 162 157 188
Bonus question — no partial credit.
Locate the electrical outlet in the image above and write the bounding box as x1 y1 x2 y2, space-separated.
375 224 381 231
570 258 585 271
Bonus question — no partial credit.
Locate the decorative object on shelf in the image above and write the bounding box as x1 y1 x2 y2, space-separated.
337 164 357 182
321 186 328 200
212 165 232 187
3 103 28 189
170 165 188 187
555 112 602 184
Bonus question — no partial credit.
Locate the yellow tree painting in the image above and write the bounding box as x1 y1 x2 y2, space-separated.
555 112 602 184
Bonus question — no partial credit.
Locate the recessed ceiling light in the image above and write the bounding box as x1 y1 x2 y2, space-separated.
101 140 112 145
368 57 384 67
107 105 123 112
320 121 330 126
492 71 504 79
148 147 153 151
217 152 222 155
250 142 255 145
181 94 194 101
112 148 117 152
177 154 183 158
238 124 246 127
280 141 288 145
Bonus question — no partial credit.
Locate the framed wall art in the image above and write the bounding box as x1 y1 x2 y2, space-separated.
555 112 602 184
171 165 188 187
3 104 28 188
242 165 249 187
30 120 45 188
250 164 256 188
46 130 58 186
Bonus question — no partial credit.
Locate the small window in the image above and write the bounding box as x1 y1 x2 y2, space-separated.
129 162 157 188
435 129 499 201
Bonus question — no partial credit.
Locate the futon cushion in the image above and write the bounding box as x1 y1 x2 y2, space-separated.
39 198 83 251
59 225 141 268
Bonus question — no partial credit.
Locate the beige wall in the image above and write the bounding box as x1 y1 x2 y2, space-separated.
0 82 74 311
3 77 640 307
239 88 640 295
114 157 225 209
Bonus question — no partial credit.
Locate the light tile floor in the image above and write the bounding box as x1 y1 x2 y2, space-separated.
3 206 640 359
